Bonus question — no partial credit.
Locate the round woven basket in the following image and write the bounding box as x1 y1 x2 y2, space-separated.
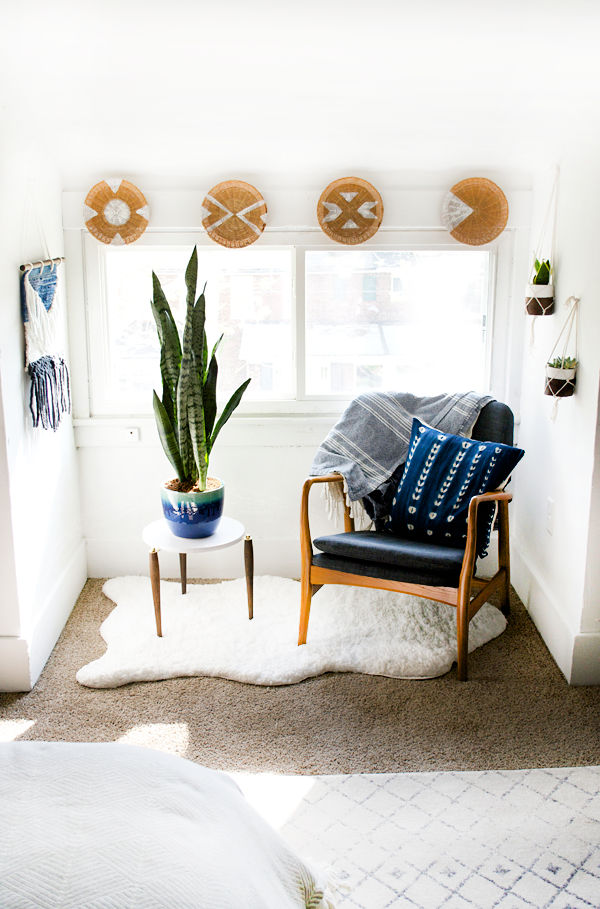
202 180 267 248
84 179 150 245
317 177 383 245
442 177 508 246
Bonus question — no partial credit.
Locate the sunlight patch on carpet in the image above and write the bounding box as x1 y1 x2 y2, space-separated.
76 575 506 689
117 722 190 756
0 719 36 742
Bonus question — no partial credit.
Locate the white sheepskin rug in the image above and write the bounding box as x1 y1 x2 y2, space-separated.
76 576 507 689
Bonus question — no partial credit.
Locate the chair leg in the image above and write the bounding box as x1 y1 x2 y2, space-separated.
498 499 511 618
456 597 469 682
500 570 511 618
298 574 313 645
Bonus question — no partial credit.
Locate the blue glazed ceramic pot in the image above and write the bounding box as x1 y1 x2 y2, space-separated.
160 479 224 538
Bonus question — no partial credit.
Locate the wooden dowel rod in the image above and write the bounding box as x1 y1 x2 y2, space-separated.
20 256 65 273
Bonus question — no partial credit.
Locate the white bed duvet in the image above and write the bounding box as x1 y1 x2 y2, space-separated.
0 742 334 908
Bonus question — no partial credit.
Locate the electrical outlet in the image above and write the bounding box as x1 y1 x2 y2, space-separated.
546 497 554 535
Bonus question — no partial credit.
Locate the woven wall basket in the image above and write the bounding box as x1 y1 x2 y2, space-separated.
441 177 508 246
201 180 267 248
84 179 150 245
317 177 383 245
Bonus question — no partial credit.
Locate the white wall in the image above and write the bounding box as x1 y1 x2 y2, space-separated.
512 154 600 684
0 135 86 691
64 175 531 583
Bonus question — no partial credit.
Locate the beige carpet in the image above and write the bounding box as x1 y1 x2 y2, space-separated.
1 579 599 774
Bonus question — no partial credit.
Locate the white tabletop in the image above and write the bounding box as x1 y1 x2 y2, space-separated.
143 517 245 554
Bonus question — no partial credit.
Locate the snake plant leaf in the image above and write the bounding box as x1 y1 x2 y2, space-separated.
187 356 208 490
203 354 218 442
192 285 207 373
151 275 181 409
161 379 175 429
205 333 224 381
209 378 251 453
177 266 197 481
185 247 198 311
153 391 185 481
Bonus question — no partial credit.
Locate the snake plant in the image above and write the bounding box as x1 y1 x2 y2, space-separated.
532 258 552 285
151 247 251 491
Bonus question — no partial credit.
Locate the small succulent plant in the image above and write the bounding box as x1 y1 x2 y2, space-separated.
532 258 552 285
547 356 577 370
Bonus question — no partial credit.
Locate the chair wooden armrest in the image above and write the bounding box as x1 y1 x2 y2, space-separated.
300 475 353 567
459 489 513 617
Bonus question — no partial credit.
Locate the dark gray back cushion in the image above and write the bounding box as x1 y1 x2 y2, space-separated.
472 401 514 446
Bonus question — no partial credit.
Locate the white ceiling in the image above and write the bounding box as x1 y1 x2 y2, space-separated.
1 0 599 188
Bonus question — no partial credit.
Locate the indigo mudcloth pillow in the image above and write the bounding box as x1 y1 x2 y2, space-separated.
389 419 524 557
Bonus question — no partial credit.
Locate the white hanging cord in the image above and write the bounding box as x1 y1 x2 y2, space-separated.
529 316 536 348
550 165 559 280
531 168 559 281
21 177 53 272
32 199 51 263
548 296 579 366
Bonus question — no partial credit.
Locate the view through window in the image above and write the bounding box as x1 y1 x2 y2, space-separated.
305 249 490 396
89 241 492 414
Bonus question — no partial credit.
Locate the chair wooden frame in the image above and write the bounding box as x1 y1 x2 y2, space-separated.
299 474 512 681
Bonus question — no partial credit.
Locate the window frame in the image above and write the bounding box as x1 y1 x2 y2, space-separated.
82 228 507 418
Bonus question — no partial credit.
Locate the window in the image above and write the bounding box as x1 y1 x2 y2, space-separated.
83 231 497 416
305 249 490 397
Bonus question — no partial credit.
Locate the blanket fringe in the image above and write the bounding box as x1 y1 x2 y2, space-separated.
28 355 71 431
321 477 373 531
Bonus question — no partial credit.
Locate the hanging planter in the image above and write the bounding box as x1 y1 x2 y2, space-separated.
526 173 558 316
545 357 577 397
544 297 579 400
526 258 554 316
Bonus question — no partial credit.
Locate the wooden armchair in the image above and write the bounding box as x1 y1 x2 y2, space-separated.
298 402 515 682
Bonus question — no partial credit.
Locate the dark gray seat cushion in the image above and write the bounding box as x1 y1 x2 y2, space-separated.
313 531 465 586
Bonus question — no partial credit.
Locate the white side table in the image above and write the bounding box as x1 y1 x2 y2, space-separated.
142 517 254 637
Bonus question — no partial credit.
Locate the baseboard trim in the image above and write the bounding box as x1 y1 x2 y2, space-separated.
0 637 31 691
0 541 87 692
511 538 599 685
27 540 87 688
571 632 600 685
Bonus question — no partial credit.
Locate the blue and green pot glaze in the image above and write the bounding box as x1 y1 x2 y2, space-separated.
161 479 224 538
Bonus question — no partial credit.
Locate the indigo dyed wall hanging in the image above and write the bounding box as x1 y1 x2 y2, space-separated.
20 260 71 431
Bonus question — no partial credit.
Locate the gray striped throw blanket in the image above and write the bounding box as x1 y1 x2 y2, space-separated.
310 391 492 523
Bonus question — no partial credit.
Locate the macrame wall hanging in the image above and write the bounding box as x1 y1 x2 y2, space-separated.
545 295 579 417
526 170 558 317
20 258 71 431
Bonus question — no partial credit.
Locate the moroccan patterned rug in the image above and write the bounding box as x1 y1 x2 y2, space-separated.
256 765 600 908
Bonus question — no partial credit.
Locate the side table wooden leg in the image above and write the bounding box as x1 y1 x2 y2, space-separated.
149 549 162 637
179 553 187 595
244 535 254 620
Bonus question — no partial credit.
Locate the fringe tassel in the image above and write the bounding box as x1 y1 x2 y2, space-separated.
28 355 71 431
321 478 373 530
